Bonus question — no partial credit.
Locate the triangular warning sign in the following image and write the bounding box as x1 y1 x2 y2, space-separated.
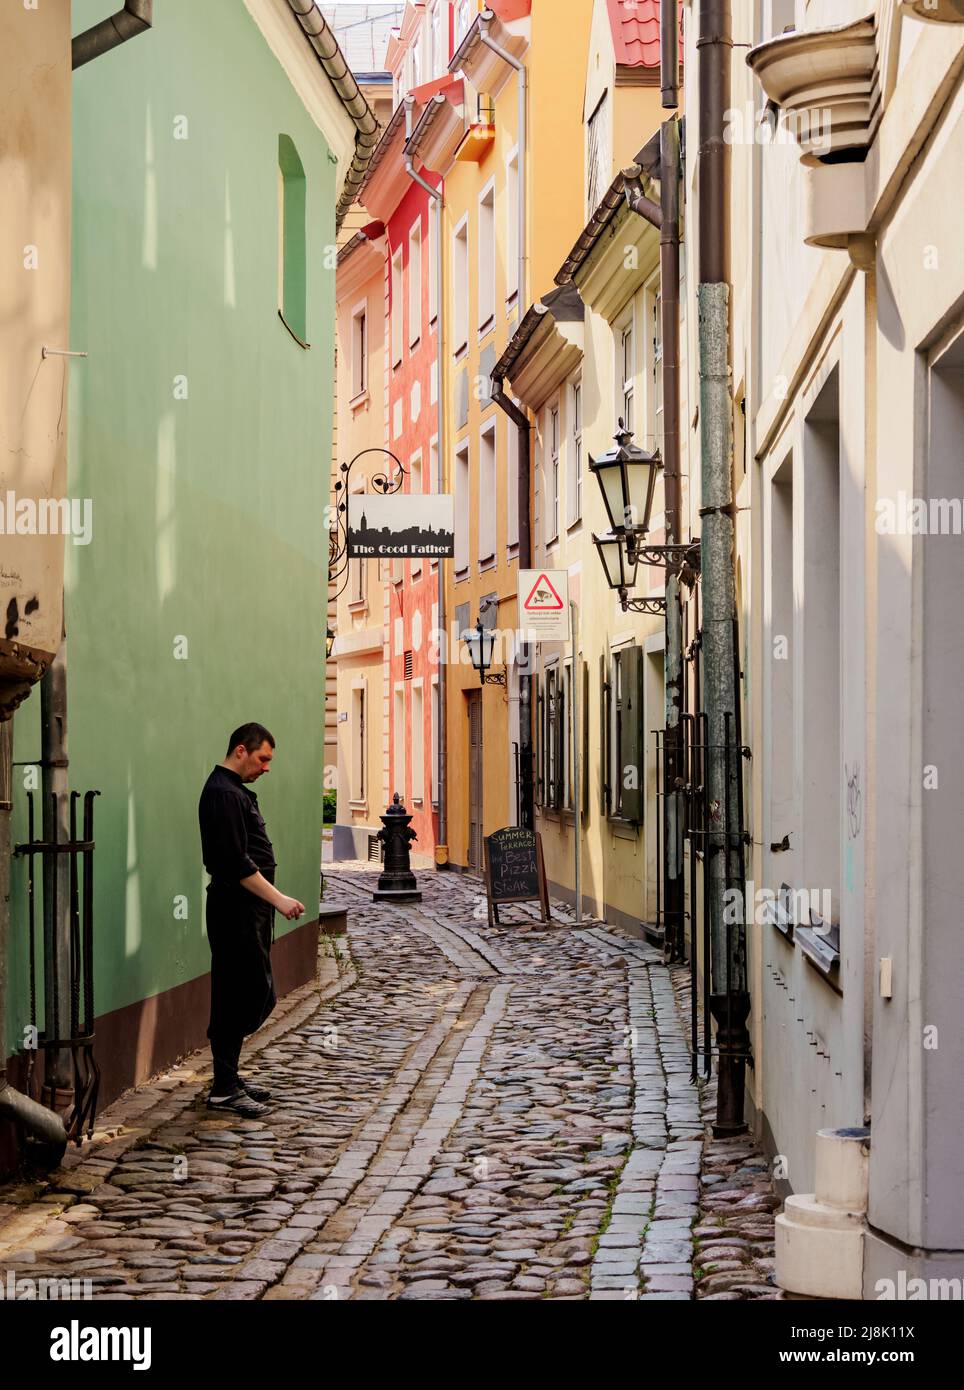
524 573 564 611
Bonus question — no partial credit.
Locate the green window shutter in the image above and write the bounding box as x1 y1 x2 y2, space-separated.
554 671 566 811
599 654 611 817
534 673 544 808
620 645 645 824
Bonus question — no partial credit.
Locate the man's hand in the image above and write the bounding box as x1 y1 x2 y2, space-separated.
277 895 305 921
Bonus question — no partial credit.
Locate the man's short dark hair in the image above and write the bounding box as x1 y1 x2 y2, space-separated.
226 723 275 757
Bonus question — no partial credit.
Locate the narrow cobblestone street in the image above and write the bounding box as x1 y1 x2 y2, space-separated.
0 867 776 1302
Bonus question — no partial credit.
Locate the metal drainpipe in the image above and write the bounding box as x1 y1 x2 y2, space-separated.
0 719 68 1161
41 643 72 1096
403 102 448 859
661 0 680 110
72 0 153 69
624 132 685 961
697 0 749 1137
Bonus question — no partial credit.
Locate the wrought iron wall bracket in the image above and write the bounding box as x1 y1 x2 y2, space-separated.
617 590 666 615
481 672 507 686
628 540 702 571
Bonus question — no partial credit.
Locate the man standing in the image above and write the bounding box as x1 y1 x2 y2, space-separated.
198 723 304 1118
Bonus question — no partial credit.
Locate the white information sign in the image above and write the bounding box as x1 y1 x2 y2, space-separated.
518 569 570 641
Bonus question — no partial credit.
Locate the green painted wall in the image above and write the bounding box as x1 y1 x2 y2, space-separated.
6 0 336 1055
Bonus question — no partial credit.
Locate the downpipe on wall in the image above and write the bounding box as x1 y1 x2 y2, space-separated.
698 0 749 1136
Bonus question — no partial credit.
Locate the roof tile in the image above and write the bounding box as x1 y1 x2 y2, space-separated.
606 0 682 70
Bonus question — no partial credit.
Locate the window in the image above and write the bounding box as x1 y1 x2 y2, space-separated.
431 679 440 805
412 35 422 88
507 417 519 550
478 184 495 333
411 452 423 577
351 684 367 802
409 218 422 347
568 378 582 526
393 686 406 798
619 312 635 434
453 218 469 354
505 149 519 304
539 666 564 811
349 486 367 605
351 302 367 398
278 135 307 344
412 684 425 802
431 0 446 74
455 440 470 574
479 424 496 563
428 206 438 323
391 245 404 365
587 92 610 213
456 0 472 43
546 403 560 545
603 646 644 823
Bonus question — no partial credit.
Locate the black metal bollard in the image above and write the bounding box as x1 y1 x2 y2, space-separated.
373 793 422 903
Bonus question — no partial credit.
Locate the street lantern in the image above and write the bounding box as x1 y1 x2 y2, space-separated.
326 627 336 660
593 530 638 593
593 530 666 615
588 419 662 546
463 618 506 686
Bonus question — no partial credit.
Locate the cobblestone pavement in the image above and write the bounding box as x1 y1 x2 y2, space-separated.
0 865 777 1301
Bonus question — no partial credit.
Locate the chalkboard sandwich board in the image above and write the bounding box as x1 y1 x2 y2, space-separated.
483 826 553 927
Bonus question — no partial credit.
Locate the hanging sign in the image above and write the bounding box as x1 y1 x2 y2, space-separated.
518 569 570 641
347 493 455 559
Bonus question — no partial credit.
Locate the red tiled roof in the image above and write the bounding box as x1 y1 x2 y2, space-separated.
606 0 681 69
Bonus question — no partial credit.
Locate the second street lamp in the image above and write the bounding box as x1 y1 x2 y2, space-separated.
593 530 666 616
463 618 506 687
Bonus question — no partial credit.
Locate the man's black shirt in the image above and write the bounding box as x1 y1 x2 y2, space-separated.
199 765 276 885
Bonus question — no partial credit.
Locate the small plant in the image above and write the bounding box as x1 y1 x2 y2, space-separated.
323 789 337 824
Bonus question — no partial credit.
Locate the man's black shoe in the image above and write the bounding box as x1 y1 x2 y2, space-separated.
206 1089 270 1119
239 1076 271 1102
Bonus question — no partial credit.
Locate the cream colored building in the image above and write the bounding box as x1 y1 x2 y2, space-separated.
711 0 964 1292
332 228 392 861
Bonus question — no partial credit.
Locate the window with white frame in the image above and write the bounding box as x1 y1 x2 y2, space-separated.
431 679 440 805
587 91 611 213
547 403 560 544
453 217 468 354
350 302 367 398
479 423 497 564
478 183 495 333
456 0 472 43
393 687 406 798
409 218 422 347
428 207 438 323
412 34 421 88
568 377 582 526
391 245 404 365
411 683 425 801
455 440 470 574
411 452 423 577
350 484 367 604
507 416 519 550
430 0 445 74
618 309 635 435
505 149 519 304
